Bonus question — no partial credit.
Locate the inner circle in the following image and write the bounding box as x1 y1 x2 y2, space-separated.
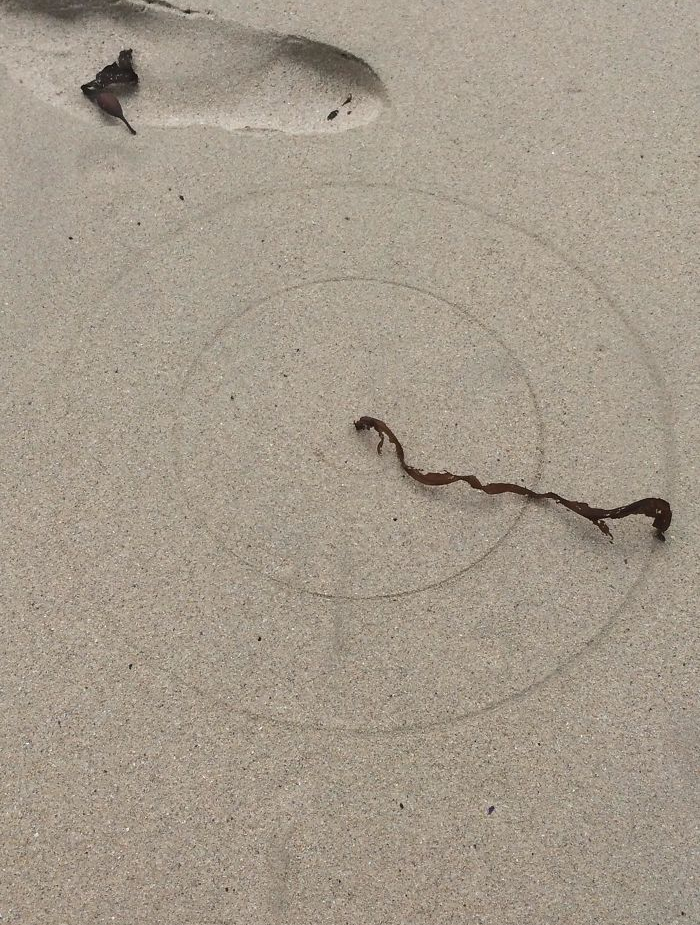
177 277 540 598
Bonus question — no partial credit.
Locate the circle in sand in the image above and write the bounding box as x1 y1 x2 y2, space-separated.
175 277 541 599
61 184 670 732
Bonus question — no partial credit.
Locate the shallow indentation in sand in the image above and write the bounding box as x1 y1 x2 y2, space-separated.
0 0 387 134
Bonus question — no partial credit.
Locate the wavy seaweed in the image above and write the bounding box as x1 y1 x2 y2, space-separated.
354 416 671 542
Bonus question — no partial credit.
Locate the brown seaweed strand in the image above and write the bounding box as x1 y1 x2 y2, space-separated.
354 416 672 541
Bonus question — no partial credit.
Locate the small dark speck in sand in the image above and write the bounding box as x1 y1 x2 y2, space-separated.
327 109 339 120
487 805 495 815
179 194 185 201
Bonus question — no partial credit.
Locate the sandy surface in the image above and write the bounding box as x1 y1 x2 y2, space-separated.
1 0 698 922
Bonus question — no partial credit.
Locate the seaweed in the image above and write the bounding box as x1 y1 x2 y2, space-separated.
354 416 672 542
81 49 138 134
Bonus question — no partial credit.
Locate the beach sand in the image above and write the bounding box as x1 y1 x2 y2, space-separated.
1 0 697 922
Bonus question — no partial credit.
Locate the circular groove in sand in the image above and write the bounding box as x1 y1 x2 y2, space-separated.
59 184 671 732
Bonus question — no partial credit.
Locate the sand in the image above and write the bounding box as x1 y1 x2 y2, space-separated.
1 0 697 922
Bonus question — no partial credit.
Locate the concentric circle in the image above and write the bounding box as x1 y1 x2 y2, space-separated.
175 276 541 599
58 184 671 732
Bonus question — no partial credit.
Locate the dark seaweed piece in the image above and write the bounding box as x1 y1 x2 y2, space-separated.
81 48 138 96
81 49 138 134
354 416 672 542
327 109 339 121
93 90 136 134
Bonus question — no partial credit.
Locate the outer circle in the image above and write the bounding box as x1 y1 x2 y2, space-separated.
59 182 672 733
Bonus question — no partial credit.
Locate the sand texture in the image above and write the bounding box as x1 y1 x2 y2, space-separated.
1 0 698 922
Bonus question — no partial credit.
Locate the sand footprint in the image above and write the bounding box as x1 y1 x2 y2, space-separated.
0 0 387 134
